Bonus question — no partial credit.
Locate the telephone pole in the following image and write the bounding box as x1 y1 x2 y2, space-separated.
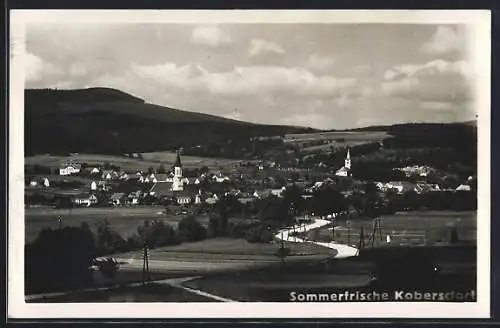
347 219 351 245
358 225 365 249
142 244 150 285
331 217 335 242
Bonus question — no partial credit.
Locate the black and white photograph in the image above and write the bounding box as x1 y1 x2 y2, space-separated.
8 10 490 319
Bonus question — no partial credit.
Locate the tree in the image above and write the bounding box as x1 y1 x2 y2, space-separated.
310 186 347 217
25 226 97 293
178 215 207 242
147 167 154 175
158 164 166 174
450 227 459 244
96 219 125 255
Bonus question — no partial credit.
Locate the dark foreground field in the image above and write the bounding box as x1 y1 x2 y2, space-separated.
182 245 476 302
28 283 216 303
30 245 476 303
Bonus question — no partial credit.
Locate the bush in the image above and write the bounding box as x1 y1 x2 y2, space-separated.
136 219 181 248
96 219 126 255
245 225 275 243
178 215 207 242
25 225 97 294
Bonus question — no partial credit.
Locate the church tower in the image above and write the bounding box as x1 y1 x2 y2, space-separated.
172 151 184 191
345 148 351 170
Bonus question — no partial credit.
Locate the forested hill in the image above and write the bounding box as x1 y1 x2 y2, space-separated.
25 88 315 156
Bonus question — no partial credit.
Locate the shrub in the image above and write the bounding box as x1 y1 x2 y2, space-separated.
178 215 207 242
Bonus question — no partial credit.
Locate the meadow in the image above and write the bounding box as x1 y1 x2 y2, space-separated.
26 206 196 243
307 211 477 248
284 131 389 146
25 152 241 172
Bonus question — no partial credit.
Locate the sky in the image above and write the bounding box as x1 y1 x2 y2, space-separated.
24 23 476 129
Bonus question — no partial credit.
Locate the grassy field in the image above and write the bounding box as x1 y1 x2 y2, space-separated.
307 211 476 248
284 131 389 148
140 151 242 169
25 152 241 172
25 207 259 244
119 237 334 262
25 206 199 243
300 141 369 153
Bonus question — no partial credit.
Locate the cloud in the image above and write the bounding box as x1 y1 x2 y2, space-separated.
190 25 232 47
420 101 453 111
249 39 284 57
381 59 473 102
25 52 44 82
420 26 465 55
305 54 335 71
131 62 358 97
25 52 63 84
69 63 88 77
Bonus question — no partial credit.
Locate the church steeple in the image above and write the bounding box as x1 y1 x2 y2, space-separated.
172 150 184 191
345 148 351 170
174 151 182 168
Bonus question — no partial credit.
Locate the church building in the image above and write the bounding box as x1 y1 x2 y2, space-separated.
172 151 184 192
335 148 352 177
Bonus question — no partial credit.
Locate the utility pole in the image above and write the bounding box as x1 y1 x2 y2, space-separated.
331 217 335 242
142 244 150 285
358 225 365 249
347 219 351 245
370 217 384 247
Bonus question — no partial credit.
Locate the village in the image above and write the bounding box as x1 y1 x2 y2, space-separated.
25 148 475 217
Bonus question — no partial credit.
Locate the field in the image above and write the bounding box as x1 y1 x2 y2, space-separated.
25 152 241 172
306 211 476 248
28 283 215 303
120 237 333 261
25 207 260 244
181 243 476 302
284 131 389 151
25 206 211 243
140 151 242 169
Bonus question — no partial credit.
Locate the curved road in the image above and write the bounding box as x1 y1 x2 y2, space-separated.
275 217 359 259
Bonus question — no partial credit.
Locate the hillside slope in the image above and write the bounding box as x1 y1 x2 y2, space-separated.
25 88 314 156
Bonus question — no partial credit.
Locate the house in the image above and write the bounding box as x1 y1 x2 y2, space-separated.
270 188 284 197
375 182 385 191
175 191 192 205
102 170 119 180
110 193 126 206
205 193 219 204
194 194 202 205
456 184 471 191
385 181 415 194
213 173 230 183
42 177 50 187
90 167 101 174
98 181 111 191
148 174 158 183
90 181 97 191
414 182 440 194
29 180 38 187
238 197 254 204
72 193 98 207
59 163 82 176
395 165 434 178
127 192 140 205
119 172 130 180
